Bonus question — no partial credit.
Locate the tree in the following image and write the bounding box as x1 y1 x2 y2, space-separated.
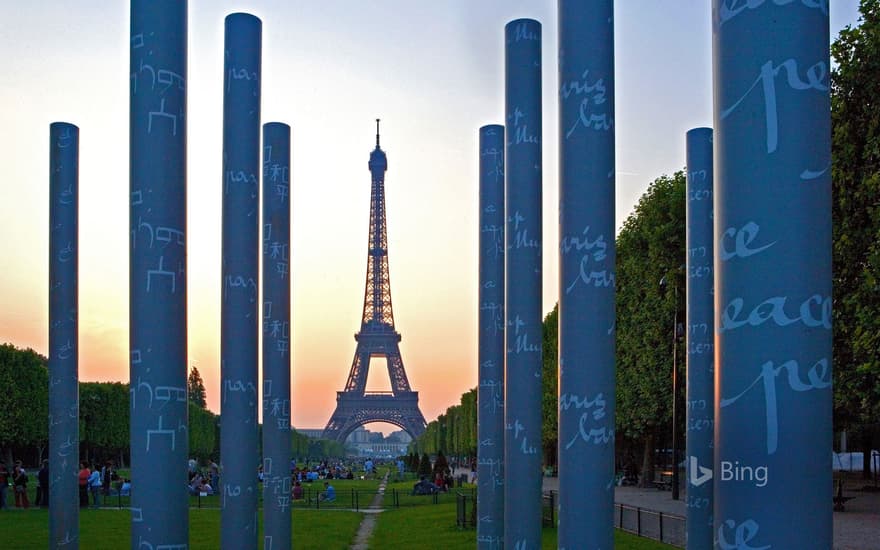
410 387 479 459
615 171 686 485
0 344 49 466
79 382 129 465
189 402 218 460
188 366 207 408
831 0 880 476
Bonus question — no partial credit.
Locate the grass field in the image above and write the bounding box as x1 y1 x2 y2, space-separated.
369 502 678 549
0 507 362 550
0 477 676 549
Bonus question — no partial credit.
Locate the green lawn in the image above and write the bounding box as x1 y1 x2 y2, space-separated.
369 502 678 549
0 507 361 550
0 485 676 549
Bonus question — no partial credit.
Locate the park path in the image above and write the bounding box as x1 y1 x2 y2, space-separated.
349 471 389 550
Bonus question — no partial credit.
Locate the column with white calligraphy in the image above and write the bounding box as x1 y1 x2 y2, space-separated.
129 2 189 548
49 122 79 549
503 18 543 550
221 12 262 550
557 2 616 547
685 127 714 550
477 124 505 549
713 3 831 547
261 122 292 550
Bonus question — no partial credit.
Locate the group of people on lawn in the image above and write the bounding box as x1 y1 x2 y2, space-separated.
78 460 124 508
0 460 46 509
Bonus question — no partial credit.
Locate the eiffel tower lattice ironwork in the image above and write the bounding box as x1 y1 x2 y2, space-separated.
322 120 427 442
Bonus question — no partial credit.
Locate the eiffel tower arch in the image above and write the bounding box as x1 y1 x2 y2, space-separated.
323 120 427 443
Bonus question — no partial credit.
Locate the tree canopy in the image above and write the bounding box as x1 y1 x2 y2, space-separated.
188 366 207 408
831 0 880 436
615 171 685 452
0 344 48 462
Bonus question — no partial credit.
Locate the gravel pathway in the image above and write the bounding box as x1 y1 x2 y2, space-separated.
349 471 389 550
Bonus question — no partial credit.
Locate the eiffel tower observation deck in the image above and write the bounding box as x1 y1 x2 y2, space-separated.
322 120 427 442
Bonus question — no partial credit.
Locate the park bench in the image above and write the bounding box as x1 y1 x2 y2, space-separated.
652 470 674 491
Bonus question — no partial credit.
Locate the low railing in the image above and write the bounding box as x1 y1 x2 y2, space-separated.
455 491 477 528
614 502 685 547
538 491 685 547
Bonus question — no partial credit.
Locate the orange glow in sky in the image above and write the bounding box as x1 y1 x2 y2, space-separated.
0 2 860 434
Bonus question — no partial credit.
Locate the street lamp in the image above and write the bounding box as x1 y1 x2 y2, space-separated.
660 268 685 500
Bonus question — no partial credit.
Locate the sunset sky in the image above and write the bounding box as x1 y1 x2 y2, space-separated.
0 1 860 433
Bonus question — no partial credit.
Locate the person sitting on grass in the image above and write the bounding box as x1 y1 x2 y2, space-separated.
188 473 203 495
197 478 213 495
412 476 437 496
292 481 303 501
318 481 336 503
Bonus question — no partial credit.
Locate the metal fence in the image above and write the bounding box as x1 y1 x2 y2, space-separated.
615 502 685 547
539 491 685 548
455 491 477 528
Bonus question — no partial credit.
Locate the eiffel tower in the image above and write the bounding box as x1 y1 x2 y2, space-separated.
322 120 427 442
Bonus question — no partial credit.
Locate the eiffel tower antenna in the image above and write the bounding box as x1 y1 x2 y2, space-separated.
322 121 427 442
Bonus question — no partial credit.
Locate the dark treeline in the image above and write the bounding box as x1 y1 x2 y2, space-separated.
0 343 345 467
410 388 476 458
412 1 880 479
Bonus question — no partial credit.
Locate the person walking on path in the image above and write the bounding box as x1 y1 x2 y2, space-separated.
0 463 9 510
12 461 29 509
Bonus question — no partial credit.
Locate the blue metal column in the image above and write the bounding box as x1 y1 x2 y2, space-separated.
221 12 261 550
49 122 79 549
129 3 188 548
713 3 832 548
557 2 616 547
477 124 505 550
262 122 291 550
685 127 714 549
503 18 543 549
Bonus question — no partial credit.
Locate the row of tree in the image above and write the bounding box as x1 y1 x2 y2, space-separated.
412 0 880 478
0 343 346 466
410 388 476 458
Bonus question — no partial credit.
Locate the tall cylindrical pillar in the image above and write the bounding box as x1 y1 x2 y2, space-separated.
685 127 714 549
557 2 616 546
477 124 505 550
49 122 79 549
261 122 291 550
713 3 832 547
221 12 261 549
129 3 189 548
503 18 543 549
